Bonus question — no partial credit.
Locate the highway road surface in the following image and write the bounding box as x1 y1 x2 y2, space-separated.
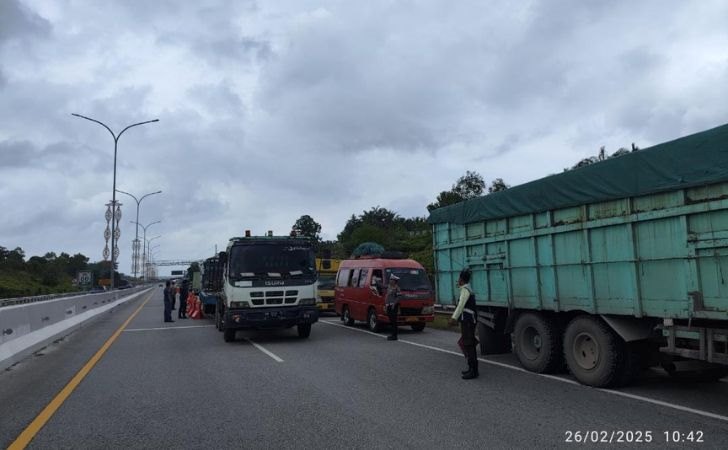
2 288 727 449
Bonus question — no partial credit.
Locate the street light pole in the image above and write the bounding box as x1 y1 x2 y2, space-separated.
147 240 161 280
131 220 161 281
72 113 159 291
116 189 162 279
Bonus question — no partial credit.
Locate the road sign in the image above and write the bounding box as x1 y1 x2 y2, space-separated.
78 271 93 285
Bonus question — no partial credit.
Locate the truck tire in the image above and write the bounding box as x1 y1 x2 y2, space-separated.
564 316 623 387
342 306 354 326
367 308 381 332
513 312 563 373
215 305 223 332
223 327 236 342
478 322 511 355
298 323 312 338
411 323 426 332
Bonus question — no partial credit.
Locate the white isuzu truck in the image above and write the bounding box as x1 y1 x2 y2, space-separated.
215 231 319 342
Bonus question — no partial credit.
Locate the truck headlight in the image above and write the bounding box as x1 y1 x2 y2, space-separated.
299 298 316 306
231 301 250 309
422 306 434 314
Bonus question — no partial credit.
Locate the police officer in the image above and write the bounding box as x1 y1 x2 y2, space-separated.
385 274 401 341
178 279 190 319
449 269 478 379
163 280 174 323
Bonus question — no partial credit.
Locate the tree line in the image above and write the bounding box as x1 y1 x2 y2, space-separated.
0 246 120 298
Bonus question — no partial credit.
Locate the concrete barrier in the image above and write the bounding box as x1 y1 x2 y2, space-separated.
0 287 153 371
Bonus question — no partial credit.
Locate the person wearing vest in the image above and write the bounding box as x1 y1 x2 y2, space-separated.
449 269 478 379
385 275 401 341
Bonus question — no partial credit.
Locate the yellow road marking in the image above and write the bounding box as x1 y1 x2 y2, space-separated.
8 293 152 450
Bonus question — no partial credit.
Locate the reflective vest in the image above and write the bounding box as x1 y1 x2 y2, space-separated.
459 285 477 324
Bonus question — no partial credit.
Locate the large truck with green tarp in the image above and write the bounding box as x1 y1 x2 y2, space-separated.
429 123 728 387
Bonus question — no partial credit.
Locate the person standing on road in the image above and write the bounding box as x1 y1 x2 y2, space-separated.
385 274 401 341
171 280 177 310
163 280 174 323
178 279 189 319
449 269 478 379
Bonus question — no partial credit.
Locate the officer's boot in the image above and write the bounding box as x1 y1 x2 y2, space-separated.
462 361 479 380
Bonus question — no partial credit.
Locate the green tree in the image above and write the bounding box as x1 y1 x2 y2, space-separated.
427 171 486 211
488 178 510 193
337 207 402 256
292 215 322 241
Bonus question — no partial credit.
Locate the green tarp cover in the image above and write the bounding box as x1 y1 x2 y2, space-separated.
428 123 728 225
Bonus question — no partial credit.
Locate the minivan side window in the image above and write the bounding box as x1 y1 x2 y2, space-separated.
337 269 350 287
349 268 360 287
371 269 384 295
358 269 369 287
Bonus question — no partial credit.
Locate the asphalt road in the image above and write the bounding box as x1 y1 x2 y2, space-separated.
2 287 728 449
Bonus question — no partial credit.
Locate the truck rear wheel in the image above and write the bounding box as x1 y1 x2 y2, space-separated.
223 327 236 342
367 308 381 332
564 316 622 387
513 312 563 373
298 323 312 338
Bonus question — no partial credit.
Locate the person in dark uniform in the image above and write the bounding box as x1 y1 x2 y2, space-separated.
385 275 401 341
163 280 174 323
178 279 189 319
449 269 478 379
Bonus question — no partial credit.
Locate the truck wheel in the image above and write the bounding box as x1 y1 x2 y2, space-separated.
215 306 223 332
564 316 623 387
367 308 381 332
411 323 426 332
223 327 236 342
513 312 563 373
478 322 511 355
298 323 312 338
342 306 354 326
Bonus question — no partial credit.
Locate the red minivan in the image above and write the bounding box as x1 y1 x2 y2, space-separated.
334 258 435 332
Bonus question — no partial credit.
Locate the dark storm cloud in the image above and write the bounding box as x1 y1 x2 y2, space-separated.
0 0 51 41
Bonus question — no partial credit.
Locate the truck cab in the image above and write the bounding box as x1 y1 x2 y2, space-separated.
216 233 319 341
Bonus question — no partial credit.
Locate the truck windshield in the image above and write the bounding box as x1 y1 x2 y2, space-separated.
385 268 431 291
228 243 315 281
318 274 336 290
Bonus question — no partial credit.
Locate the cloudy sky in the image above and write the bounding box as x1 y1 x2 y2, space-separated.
1 0 727 275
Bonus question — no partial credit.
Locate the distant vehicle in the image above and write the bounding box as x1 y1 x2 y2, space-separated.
315 257 341 313
199 256 224 314
334 257 434 332
429 123 728 387
216 231 319 341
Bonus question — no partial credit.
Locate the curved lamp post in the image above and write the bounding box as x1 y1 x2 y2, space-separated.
131 220 161 281
116 189 162 279
73 113 159 290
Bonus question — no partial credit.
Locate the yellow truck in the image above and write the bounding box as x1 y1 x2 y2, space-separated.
315 257 341 313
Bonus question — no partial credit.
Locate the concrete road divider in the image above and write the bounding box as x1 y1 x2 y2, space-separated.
0 287 153 371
